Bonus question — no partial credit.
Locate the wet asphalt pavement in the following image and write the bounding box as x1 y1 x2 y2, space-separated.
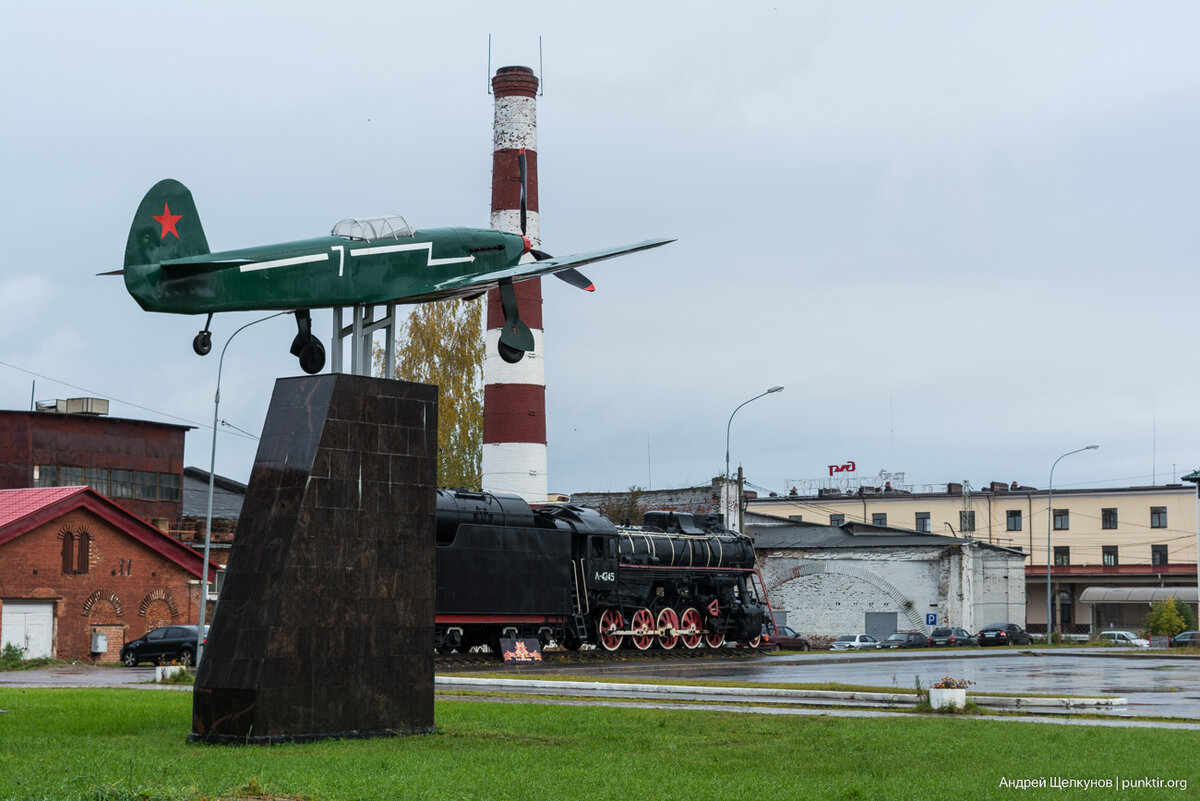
532 648 1200 720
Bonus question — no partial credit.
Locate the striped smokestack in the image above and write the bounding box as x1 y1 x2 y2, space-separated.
482 65 546 502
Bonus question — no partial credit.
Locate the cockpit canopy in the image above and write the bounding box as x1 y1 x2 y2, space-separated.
331 215 414 241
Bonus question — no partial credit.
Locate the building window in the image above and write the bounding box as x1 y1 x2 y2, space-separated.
159 473 181 502
829 514 845 526
34 465 179 502
76 531 90 573
1006 509 1021 531
959 510 975 533
1150 507 1167 528
1053 509 1069 531
134 471 158 500
1151 544 1168 566
872 513 887 527
83 467 109 495
61 531 74 573
34 465 57 488
60 529 90 575
915 512 930 533
1101 508 1117 529
1053 546 1070 566
1102 546 1118 566
109 469 134 499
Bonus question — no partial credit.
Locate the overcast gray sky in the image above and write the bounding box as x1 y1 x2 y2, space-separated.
1 1 1197 497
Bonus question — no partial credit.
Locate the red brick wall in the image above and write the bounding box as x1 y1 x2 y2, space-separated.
0 508 201 661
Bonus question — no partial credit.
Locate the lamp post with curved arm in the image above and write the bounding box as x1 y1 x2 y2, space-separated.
724 385 784 530
1046 443 1099 641
196 311 290 665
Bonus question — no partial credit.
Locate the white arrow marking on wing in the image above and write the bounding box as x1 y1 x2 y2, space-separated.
351 242 474 266
239 253 330 273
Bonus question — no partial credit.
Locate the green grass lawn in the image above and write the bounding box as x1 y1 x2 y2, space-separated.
0 688 1195 801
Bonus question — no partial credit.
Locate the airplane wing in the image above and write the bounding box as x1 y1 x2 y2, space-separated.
432 238 674 294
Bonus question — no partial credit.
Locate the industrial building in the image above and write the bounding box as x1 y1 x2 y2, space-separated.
0 403 189 528
748 518 1026 639
749 480 1199 635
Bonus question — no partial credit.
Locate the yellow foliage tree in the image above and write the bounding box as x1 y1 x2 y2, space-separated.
375 298 483 489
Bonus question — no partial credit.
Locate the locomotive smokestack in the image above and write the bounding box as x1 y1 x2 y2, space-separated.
482 65 547 503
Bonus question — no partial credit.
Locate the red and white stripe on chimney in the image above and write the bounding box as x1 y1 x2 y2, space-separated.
482 66 547 502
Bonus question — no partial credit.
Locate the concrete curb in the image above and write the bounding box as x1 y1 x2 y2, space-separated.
434 676 1126 710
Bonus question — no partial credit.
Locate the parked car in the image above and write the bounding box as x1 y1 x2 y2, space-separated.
1171 631 1200 648
882 631 928 649
977 623 1034 647
120 625 207 667
762 624 812 651
1098 630 1150 648
829 634 881 651
928 626 977 647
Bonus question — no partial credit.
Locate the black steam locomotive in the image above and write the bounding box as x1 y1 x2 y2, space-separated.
434 489 769 652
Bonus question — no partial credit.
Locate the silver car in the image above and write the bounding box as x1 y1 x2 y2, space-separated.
1098 630 1150 648
830 634 881 651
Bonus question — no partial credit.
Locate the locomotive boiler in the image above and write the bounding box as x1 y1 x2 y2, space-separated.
434 489 769 652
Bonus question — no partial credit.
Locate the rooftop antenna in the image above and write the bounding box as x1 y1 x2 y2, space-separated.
487 35 544 95
647 434 652 490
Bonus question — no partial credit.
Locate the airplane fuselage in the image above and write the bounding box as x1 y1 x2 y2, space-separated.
124 227 528 315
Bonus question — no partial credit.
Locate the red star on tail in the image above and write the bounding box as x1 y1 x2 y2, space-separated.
153 203 182 240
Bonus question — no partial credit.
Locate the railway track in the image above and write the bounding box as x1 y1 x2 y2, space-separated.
435 645 772 668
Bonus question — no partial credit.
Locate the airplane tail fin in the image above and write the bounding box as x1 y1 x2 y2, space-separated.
124 179 210 268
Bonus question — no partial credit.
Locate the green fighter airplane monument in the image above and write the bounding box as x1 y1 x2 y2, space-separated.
113 159 671 373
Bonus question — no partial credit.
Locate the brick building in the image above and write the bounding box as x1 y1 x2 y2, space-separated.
0 486 213 662
0 402 190 528
567 480 727 525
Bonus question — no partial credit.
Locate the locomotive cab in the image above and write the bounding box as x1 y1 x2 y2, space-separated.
582 533 618 588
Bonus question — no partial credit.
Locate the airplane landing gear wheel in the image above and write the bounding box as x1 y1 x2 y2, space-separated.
193 331 212 356
298 339 326 374
498 342 525 364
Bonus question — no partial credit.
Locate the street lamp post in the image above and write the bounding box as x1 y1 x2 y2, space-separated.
196 311 289 666
1046 443 1099 642
1180 468 1200 628
724 385 784 530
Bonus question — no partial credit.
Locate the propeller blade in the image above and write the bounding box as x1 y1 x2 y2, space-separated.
518 148 528 235
555 267 595 292
528 242 592 290
97 269 125 276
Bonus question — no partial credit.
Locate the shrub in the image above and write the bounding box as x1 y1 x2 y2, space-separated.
1 642 25 668
1144 598 1188 638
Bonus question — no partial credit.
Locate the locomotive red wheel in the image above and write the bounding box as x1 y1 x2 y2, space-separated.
704 619 726 649
630 608 655 651
656 608 680 650
598 609 624 652
746 635 762 648
679 608 703 650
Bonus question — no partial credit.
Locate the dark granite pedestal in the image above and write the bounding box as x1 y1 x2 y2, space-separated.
191 374 437 744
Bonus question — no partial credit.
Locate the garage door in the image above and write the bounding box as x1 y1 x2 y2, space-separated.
2 601 55 659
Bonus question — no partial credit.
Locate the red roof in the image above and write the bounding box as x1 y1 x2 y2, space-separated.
0 486 88 529
0 486 214 580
